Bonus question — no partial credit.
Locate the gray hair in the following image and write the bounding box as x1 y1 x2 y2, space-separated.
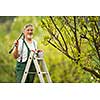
24 24 34 30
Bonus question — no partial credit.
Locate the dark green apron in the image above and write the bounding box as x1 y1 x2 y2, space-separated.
16 39 36 83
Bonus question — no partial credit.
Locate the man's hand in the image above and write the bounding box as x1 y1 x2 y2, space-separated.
14 40 19 48
12 40 19 59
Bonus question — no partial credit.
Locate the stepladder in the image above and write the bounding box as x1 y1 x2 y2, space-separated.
21 50 52 83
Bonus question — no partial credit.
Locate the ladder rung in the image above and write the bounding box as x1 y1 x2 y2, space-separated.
26 72 48 75
37 58 43 60
26 72 36 74
41 72 48 74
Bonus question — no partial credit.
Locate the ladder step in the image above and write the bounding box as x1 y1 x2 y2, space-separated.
41 72 48 74
37 58 43 60
27 72 48 75
28 72 37 74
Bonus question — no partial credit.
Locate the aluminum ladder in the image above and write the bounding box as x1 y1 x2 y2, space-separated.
21 51 52 83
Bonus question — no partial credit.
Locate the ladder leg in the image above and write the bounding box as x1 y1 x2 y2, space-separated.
41 60 52 83
33 58 45 83
21 52 34 83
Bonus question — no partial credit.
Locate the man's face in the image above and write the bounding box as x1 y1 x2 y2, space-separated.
24 26 33 39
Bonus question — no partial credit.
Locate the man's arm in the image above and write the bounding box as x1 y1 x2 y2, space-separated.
12 40 19 59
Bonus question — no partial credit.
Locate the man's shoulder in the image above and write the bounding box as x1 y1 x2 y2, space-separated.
32 39 37 44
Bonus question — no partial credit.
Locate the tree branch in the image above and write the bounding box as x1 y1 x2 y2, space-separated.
74 16 81 54
94 21 99 33
48 39 64 54
92 34 100 60
83 67 100 78
50 16 68 51
63 16 75 33
42 20 65 50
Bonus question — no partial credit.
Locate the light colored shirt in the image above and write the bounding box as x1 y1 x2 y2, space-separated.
17 38 37 62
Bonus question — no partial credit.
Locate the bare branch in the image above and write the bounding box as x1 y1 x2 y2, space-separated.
83 67 100 78
92 35 100 60
48 39 64 54
48 39 77 62
74 16 81 54
63 16 75 33
41 20 65 50
94 21 99 33
49 16 68 51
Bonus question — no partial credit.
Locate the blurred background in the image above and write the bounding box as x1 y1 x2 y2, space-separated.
0 16 100 83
